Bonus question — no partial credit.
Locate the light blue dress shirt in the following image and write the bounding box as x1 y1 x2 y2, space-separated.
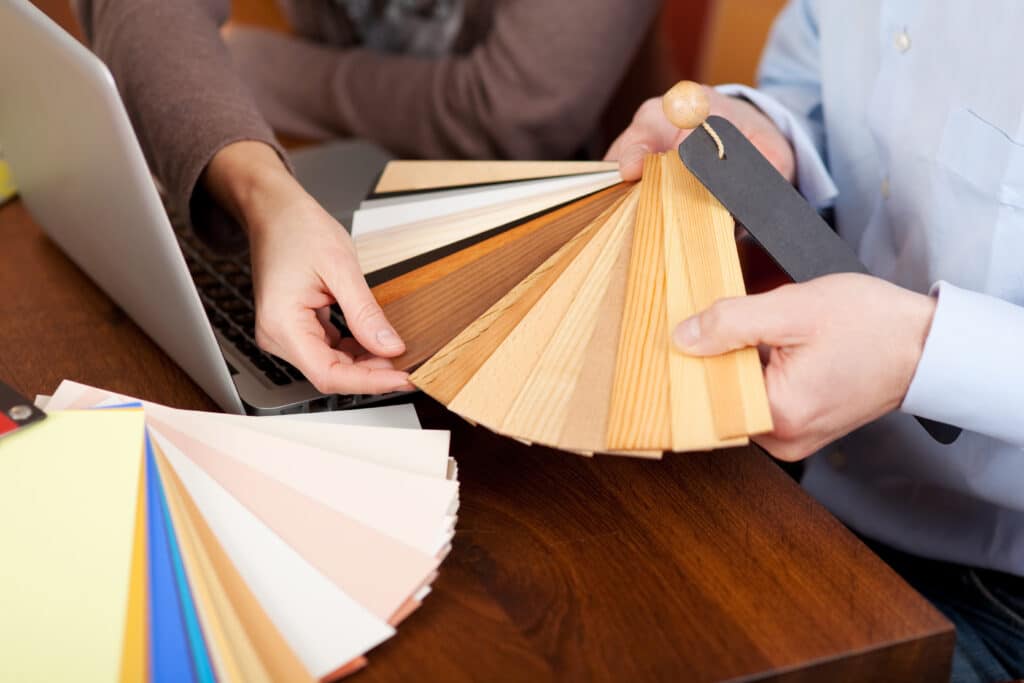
718 0 1024 575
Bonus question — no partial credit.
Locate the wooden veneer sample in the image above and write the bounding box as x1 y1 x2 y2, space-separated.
386 184 630 370
660 154 740 451
500 188 640 448
663 154 771 442
558 195 642 456
446 191 626 431
606 156 672 450
410 192 629 404
375 160 619 194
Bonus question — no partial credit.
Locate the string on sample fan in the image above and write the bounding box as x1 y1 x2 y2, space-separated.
701 121 725 160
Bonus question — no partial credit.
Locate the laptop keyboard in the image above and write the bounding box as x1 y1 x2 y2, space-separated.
176 230 349 388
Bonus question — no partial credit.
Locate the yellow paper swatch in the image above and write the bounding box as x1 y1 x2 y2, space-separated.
0 409 145 682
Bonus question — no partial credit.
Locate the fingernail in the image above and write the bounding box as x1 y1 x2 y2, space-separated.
673 316 701 350
376 327 402 348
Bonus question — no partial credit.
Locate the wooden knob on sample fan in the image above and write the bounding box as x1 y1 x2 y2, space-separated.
662 81 710 130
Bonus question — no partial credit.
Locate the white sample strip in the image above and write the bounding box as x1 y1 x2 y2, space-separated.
351 172 619 235
271 404 422 430
171 408 451 480
148 407 457 553
155 431 394 678
353 175 622 274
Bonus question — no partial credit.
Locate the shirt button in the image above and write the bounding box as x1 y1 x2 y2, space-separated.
895 30 912 53
881 177 891 199
828 449 848 470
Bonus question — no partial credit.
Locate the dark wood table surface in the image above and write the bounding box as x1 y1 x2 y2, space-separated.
8 2 954 680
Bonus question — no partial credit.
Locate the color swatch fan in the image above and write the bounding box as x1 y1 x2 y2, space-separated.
354 154 772 456
0 380 458 682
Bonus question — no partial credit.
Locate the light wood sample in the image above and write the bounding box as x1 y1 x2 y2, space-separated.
606 155 673 450
500 188 640 448
411 194 627 403
446 193 626 431
375 160 620 194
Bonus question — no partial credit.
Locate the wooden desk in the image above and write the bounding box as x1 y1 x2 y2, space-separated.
0 191 954 680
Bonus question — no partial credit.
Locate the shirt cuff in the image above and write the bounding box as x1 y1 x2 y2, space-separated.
715 84 838 210
901 281 1024 446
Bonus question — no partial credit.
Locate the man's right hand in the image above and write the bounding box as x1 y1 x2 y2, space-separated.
203 141 412 396
604 83 796 183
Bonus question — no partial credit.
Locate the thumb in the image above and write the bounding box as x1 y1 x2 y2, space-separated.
328 256 406 358
616 143 652 182
672 289 804 356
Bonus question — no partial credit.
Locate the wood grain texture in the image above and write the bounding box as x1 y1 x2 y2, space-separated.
606 155 672 451
660 154 745 451
384 185 630 370
665 152 745 439
446 193 624 431
411 192 627 404
374 160 620 194
500 189 639 447
557 196 659 459
666 153 772 439
0 189 954 681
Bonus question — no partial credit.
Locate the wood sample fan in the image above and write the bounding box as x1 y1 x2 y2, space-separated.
353 152 772 457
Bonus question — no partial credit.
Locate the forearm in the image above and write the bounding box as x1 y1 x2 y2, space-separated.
73 0 284 239
202 141 302 236
323 0 660 160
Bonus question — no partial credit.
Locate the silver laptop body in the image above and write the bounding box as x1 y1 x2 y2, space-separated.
0 0 393 414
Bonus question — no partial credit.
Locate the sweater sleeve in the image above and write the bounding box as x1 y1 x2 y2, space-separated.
231 0 663 161
73 0 288 248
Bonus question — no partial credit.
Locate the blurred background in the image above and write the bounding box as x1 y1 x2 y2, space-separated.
30 0 787 151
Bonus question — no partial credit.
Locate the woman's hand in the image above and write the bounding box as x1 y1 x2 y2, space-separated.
605 83 796 182
203 141 412 395
673 273 937 461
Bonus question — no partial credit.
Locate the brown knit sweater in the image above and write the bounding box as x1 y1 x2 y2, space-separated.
72 0 660 237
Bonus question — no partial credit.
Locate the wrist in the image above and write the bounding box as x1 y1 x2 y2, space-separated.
898 290 938 404
202 140 304 237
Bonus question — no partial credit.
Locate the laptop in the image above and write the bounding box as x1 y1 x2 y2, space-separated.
0 0 397 415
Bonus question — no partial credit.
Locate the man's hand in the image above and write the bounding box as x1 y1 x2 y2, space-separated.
673 274 937 461
605 83 796 182
203 141 412 395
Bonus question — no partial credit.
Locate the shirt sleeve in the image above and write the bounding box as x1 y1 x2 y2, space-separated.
73 0 289 249
901 282 1024 447
714 0 837 209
